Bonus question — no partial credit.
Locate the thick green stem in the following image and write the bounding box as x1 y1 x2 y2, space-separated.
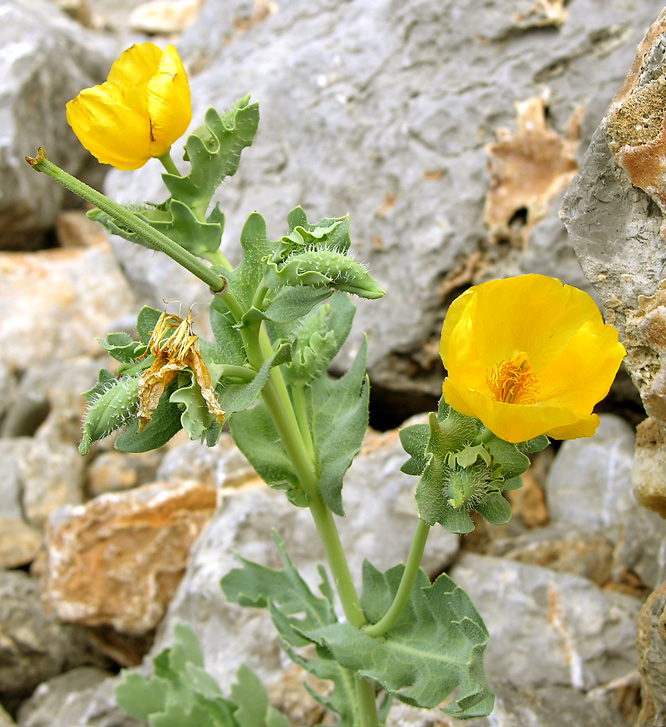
292 384 315 460
25 148 226 292
364 518 431 638
157 149 180 176
218 364 256 383
355 676 379 727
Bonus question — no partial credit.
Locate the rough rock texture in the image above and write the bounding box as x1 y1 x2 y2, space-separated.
15 667 140 727
0 570 106 701
41 479 217 635
106 0 666 408
0 0 116 249
450 553 642 691
635 579 666 727
0 245 136 369
560 8 666 522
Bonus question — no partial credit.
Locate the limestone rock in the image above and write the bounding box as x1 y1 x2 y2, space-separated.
55 211 108 249
19 439 85 528
0 570 106 700
635 579 666 727
0 245 136 369
545 414 635 532
128 0 201 34
106 0 666 402
42 479 217 634
0 705 14 727
632 417 666 517
15 668 140 727
86 449 162 498
0 0 116 249
0 519 42 570
450 553 642 691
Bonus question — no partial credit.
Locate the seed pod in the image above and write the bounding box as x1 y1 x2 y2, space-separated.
80 375 139 455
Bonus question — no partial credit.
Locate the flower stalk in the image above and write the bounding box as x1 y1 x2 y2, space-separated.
25 148 226 293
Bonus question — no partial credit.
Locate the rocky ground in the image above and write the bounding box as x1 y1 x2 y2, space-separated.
2 0 666 725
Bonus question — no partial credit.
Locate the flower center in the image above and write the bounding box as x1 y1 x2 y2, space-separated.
487 351 539 405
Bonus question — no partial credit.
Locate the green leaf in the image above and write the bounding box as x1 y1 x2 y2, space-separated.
260 286 333 324
221 533 358 726
218 343 291 414
170 371 217 441
208 301 247 367
137 306 163 344
97 332 146 364
229 400 303 504
475 492 512 525
232 664 290 727
399 423 430 476
484 437 530 480
305 561 494 719
516 434 550 453
308 337 369 516
115 381 182 452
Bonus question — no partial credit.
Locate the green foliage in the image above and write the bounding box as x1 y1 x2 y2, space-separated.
88 98 259 260
400 399 532 534
306 560 493 719
221 532 361 727
115 623 288 727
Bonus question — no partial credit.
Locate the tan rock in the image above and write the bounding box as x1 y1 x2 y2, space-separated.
128 0 201 34
0 245 135 369
55 210 107 249
0 518 43 569
42 479 216 635
86 449 162 498
635 580 666 727
632 417 666 518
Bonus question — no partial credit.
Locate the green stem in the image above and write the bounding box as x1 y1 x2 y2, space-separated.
292 384 315 460
202 248 233 270
364 518 430 638
218 364 256 383
157 149 180 176
25 148 226 293
355 676 379 727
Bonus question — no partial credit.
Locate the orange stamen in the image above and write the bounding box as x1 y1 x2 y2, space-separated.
487 351 539 405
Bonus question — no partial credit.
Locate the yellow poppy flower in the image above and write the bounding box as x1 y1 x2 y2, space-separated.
439 275 625 443
66 43 191 170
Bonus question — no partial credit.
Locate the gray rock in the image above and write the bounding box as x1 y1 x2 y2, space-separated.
635 579 666 727
545 413 635 532
0 0 117 249
16 668 140 727
386 681 627 727
0 360 17 422
0 705 14 727
19 438 84 528
0 439 30 521
0 570 107 700
106 0 666 401
450 553 641 691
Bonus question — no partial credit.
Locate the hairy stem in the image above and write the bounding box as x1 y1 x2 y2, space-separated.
25 148 226 292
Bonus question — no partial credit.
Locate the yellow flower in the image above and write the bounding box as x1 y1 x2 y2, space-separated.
66 43 191 170
439 275 625 443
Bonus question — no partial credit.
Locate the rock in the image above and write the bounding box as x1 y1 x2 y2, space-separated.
0 0 116 249
635 579 666 727
55 211 108 249
156 431 256 489
487 526 615 588
86 449 162 498
0 705 15 727
106 0 666 404
545 414 635 532
0 569 106 701
15 668 140 727
41 479 217 634
450 553 642 691
0 360 17 421
149 425 460 684
19 439 85 528
0 246 136 369
0 519 43 570
632 417 666 517
0 439 30 521
385 681 627 727
2 359 108 444
128 0 201 34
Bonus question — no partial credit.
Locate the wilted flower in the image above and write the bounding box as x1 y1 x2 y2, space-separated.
66 42 191 170
439 274 625 443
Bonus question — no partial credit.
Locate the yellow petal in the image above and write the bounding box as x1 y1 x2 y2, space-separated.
107 42 162 117
66 82 152 169
147 44 192 156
